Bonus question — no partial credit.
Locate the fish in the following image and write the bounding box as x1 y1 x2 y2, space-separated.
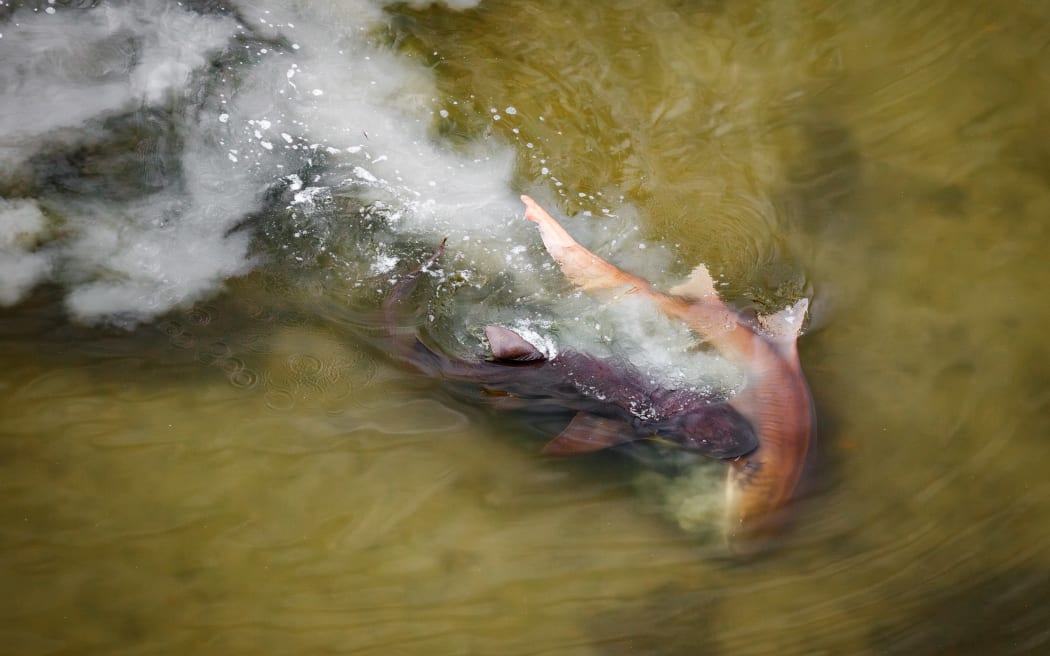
521 195 815 545
382 240 758 462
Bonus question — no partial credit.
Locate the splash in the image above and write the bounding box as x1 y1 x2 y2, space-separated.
0 198 51 305
0 0 729 378
0 0 742 396
0 0 514 325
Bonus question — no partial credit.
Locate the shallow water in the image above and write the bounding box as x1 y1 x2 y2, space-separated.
2 1 1049 654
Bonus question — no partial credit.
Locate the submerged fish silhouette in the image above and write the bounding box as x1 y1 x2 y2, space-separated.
521 195 815 544
382 241 758 461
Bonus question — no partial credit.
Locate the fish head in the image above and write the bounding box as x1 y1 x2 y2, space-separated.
656 405 759 459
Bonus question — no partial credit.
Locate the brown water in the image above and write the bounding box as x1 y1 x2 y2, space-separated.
3 1 1050 654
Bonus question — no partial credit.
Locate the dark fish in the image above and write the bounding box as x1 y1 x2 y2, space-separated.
382 240 758 461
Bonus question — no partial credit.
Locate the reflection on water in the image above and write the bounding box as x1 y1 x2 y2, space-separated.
2 0 1050 654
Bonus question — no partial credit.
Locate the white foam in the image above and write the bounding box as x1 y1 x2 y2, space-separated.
0 0 735 394
0 0 513 322
231 1 521 240
0 199 51 305
0 1 244 319
0 1 237 176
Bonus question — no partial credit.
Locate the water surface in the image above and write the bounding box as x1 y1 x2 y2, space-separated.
1 1 1049 654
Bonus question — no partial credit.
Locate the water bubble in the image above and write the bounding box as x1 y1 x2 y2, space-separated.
242 333 272 354
228 368 259 390
324 377 353 401
170 333 195 350
264 389 295 411
352 354 379 386
294 380 326 405
185 306 214 326
203 341 232 359
288 353 322 376
158 320 183 337
197 340 229 365
220 357 246 375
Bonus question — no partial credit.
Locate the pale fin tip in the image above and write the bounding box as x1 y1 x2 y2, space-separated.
757 298 809 342
670 264 718 300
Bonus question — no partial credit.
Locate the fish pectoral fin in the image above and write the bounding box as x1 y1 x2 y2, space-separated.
484 325 547 362
541 412 636 456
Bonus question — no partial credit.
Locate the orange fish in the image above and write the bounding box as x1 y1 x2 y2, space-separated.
522 195 815 545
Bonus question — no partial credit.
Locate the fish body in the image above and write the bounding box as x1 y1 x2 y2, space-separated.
382 242 758 461
521 195 815 544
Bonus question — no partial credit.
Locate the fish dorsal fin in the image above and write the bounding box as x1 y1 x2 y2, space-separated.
669 264 719 301
484 326 547 362
757 298 809 344
542 412 636 455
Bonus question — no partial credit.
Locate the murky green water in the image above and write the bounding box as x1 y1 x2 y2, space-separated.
2 1 1049 654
